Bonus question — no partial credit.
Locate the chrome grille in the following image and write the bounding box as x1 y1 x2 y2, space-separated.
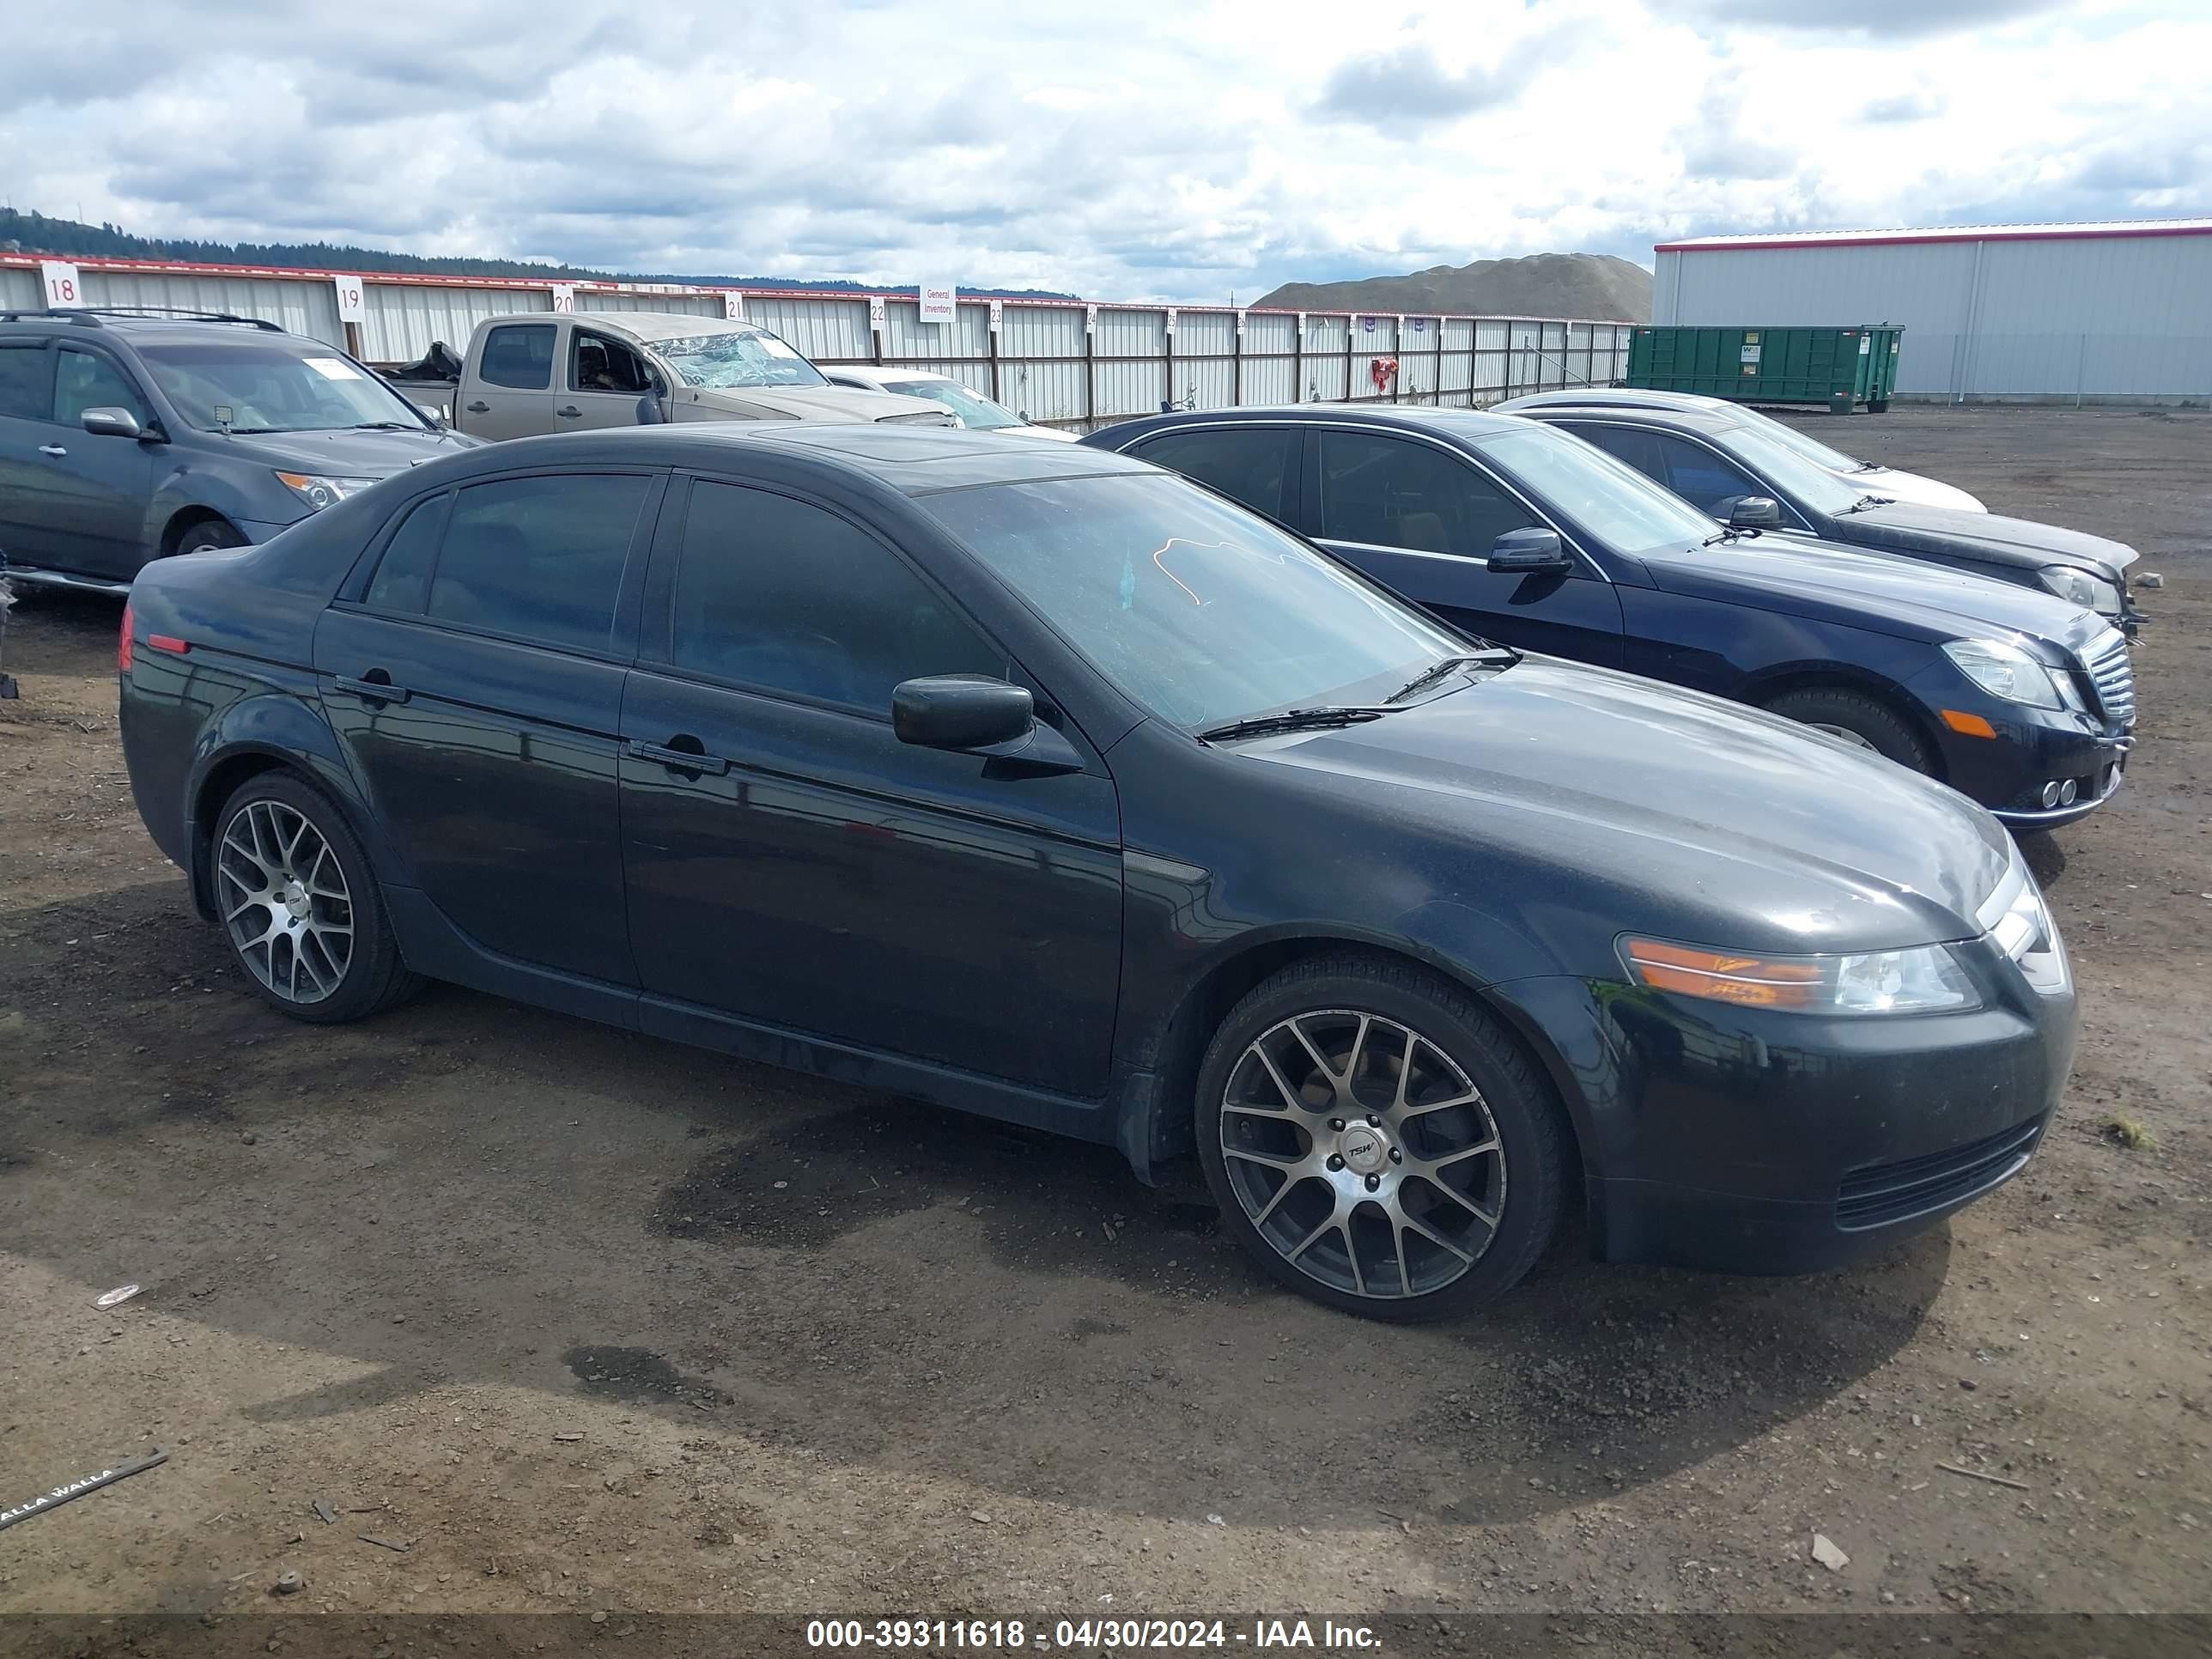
2081 628 2135 726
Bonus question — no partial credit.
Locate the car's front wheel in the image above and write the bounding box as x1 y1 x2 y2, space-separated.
1194 954 1567 1321
1764 686 1935 775
175 519 246 556
212 773 417 1023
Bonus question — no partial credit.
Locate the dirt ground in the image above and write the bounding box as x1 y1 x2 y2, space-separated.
1 407 2207 1645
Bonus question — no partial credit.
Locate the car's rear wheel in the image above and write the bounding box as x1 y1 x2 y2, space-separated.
212 773 416 1023
1194 954 1567 1322
176 519 246 556
1764 686 1935 775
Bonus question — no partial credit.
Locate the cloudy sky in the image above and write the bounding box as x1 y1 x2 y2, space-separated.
4 0 2208 301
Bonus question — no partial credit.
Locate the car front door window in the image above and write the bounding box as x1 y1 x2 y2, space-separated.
1317 430 1536 556
53 347 149 427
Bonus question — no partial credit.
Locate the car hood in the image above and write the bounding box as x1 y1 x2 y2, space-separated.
225 425 483 474
1644 533 2094 648
1848 501 2136 576
684 384 957 425
1243 659 2013 954
1855 466 1985 514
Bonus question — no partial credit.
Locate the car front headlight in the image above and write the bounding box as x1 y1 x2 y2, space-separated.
1621 937 1979 1016
276 471 381 512
2039 564 2123 617
1942 637 2074 710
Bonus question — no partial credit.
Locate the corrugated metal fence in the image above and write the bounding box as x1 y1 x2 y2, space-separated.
0 255 1634 431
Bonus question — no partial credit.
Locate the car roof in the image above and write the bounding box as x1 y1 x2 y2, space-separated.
1494 388 1729 414
506 310 764 344
469 422 1152 494
1100 404 1532 445
1512 400 1745 434
0 312 318 349
828 365 953 386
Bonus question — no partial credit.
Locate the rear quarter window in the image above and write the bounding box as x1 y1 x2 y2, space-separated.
0 341 50 419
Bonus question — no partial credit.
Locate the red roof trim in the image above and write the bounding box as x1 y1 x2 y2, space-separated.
0 250 1630 325
1656 222 2212 253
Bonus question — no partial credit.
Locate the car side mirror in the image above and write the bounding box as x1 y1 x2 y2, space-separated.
81 406 143 440
1486 526 1572 574
635 392 666 426
893 675 1035 752
1725 495 1782 531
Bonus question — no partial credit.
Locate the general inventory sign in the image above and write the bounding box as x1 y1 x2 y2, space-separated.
919 283 957 326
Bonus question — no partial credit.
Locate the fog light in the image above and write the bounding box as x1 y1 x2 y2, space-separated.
2059 778 2078 805
2041 781 2062 808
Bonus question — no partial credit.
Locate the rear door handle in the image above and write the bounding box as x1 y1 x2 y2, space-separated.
333 673 411 705
556 405 582 419
38 444 66 458
627 738 729 776
465 400 490 414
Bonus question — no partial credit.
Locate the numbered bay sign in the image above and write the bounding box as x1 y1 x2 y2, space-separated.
40 260 84 308
332 276 365 323
550 283 575 314
723 290 745 321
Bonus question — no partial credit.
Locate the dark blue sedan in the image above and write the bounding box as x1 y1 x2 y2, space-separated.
1086 407 2134 829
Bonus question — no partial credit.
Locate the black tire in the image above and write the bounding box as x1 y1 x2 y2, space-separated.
175 519 246 556
1194 953 1569 1322
211 772 419 1024
1763 686 1935 775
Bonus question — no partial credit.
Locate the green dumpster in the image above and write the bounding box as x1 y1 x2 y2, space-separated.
1627 325 1903 412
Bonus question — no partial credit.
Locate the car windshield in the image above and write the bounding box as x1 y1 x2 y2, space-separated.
1473 423 1719 555
885 378 1025 429
654 325 828 389
136 341 433 434
923 474 1472 731
1710 423 1868 514
1728 405 1864 473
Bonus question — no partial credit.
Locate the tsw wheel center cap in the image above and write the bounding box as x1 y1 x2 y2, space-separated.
1338 1121 1394 1175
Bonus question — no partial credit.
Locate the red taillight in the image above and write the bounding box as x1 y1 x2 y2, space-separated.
149 635 189 655
118 602 134 673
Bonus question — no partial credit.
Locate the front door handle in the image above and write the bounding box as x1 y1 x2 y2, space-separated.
38 444 67 458
465 400 490 414
333 672 411 705
627 738 729 776
556 405 582 419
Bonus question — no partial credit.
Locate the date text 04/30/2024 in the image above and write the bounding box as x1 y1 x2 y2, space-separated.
805 1619 1382 1650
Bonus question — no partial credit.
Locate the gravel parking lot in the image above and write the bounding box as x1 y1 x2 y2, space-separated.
2 407 2206 1645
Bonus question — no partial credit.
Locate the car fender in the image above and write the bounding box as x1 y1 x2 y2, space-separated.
181 691 391 921
148 463 302 552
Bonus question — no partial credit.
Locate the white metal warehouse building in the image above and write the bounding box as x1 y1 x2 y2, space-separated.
1652 219 2212 404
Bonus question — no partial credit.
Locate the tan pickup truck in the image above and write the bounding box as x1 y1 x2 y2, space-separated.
389 312 951 440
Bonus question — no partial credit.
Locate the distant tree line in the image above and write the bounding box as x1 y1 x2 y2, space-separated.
0 209 1077 301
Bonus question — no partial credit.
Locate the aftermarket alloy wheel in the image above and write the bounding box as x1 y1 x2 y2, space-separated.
1194 955 1567 1321
212 773 417 1023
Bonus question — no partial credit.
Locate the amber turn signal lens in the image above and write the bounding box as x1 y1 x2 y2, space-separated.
1941 708 1998 738
1622 939 1822 1009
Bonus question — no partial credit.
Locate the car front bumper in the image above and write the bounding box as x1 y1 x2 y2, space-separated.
1495 937 2075 1275
1904 661 2132 830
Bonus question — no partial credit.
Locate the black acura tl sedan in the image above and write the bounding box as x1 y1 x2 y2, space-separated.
119 424 2075 1320
1085 407 2135 828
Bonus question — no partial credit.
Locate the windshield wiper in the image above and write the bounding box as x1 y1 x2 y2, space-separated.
1196 706 1395 743
1701 526 1742 546
1852 460 1883 473
1843 493 1898 514
1384 650 1517 704
350 421 422 431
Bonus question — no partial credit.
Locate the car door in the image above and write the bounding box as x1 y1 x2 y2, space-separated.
460 323 558 441
0 337 60 565
560 323 657 432
314 466 662 983
1307 427 1626 666
40 342 161 579
619 475 1124 1098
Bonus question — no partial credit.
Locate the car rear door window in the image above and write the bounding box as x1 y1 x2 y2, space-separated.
1318 429 1535 556
425 474 649 653
1556 421 1666 479
53 346 149 426
1133 427 1296 521
669 480 1004 714
0 341 50 419
363 495 450 614
479 325 556 391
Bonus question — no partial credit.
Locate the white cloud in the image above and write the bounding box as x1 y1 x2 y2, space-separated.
1 0 2207 301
